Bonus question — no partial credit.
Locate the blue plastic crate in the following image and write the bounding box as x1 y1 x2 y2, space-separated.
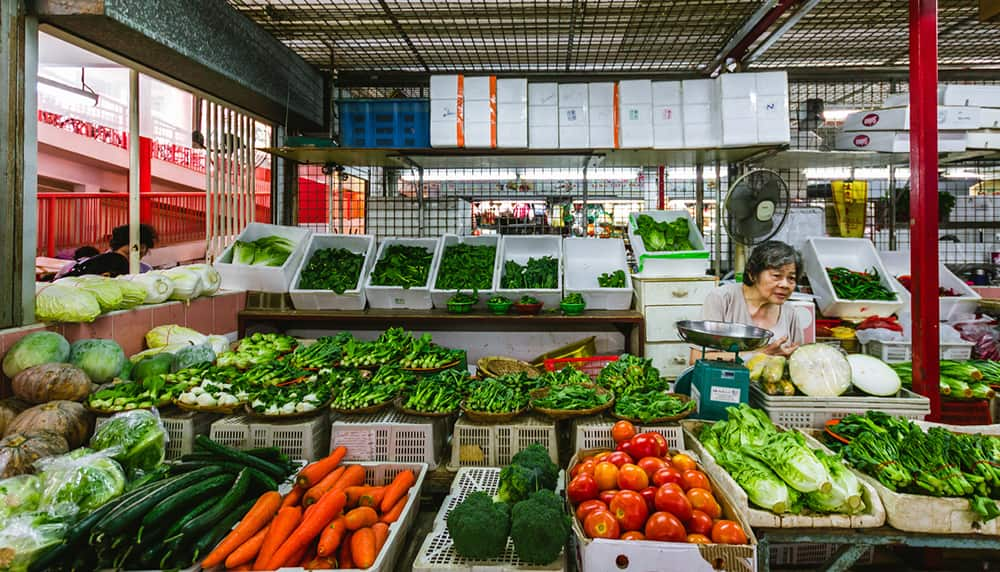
338 99 429 148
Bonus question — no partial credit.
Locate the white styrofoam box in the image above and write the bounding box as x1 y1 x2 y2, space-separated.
529 82 558 106
430 98 461 122
633 276 717 308
449 414 558 469
842 106 982 131
787 297 817 344
497 97 528 148
529 122 559 149
942 84 1000 108
646 305 703 342
588 82 615 107
430 234 501 308
431 120 461 148
431 75 463 148
289 234 376 311
366 237 442 310
559 83 589 107
562 238 633 310
463 75 494 101
618 79 652 104
683 78 715 104
463 121 494 149
802 237 905 319
431 74 462 100
721 113 758 146
879 250 980 321
559 108 589 147
497 78 527 103
721 95 756 119
834 130 968 153
589 105 616 148
645 342 693 378
979 107 1000 128
653 81 684 149
529 88 559 149
571 416 683 452
718 72 757 100
463 77 496 149
214 222 312 293
209 413 331 461
628 210 710 277
330 410 449 470
756 70 788 96
495 235 564 307
967 129 1000 149
618 80 653 148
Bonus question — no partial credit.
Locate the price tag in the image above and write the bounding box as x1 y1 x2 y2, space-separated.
710 386 742 404
333 430 372 459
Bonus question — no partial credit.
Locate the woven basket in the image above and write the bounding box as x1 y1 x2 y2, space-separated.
529 384 615 420
244 397 333 421
476 356 541 378
460 402 528 424
393 396 459 418
330 398 393 415
610 393 694 424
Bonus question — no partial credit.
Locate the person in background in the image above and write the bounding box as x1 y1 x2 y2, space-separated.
57 224 157 278
72 245 100 260
690 240 805 363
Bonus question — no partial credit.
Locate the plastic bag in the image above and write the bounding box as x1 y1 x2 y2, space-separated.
33 282 101 323
145 324 207 349
121 273 174 304
788 343 853 397
0 475 41 524
89 409 167 480
35 449 126 519
954 318 1000 360
0 513 67 572
854 328 904 345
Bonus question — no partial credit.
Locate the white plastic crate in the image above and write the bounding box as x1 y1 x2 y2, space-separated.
365 237 442 309
627 210 710 277
879 250 981 321
570 415 684 452
414 467 567 572
769 544 874 566
209 412 331 461
494 235 564 307
863 338 974 363
289 234 376 310
802 237 905 319
562 237 633 310
749 386 929 429
213 222 312 293
95 410 218 460
330 409 450 470
429 234 501 309
449 414 557 469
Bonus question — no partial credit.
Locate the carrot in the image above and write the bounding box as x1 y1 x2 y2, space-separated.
299 545 316 566
359 487 385 509
304 555 339 569
344 486 377 508
307 464 366 507
344 507 378 531
379 469 415 513
303 466 346 507
253 506 302 570
262 489 348 570
229 566 252 572
297 446 347 489
282 485 306 508
350 527 377 568
317 516 348 557
202 491 282 569
371 522 389 555
379 494 408 524
338 531 354 569
224 523 271 569
282 544 309 568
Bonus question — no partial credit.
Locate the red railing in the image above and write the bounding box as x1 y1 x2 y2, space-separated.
37 192 272 257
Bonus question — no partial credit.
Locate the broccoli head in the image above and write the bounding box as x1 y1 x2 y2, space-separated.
510 444 559 489
446 491 511 559
510 490 571 565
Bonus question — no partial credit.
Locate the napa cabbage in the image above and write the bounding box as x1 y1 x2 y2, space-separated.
743 431 833 494
714 450 800 514
34 282 102 324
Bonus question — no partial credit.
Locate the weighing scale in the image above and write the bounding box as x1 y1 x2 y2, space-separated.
673 320 773 421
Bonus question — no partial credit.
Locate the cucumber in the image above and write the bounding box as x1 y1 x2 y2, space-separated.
141 473 234 529
191 497 258 562
127 465 170 490
194 435 287 480
170 460 279 489
165 494 220 539
245 446 287 462
180 468 252 535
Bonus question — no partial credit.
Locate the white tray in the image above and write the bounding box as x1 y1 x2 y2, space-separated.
430 234 501 308
879 250 981 321
365 237 442 310
495 235 564 307
214 223 312 293
628 210 710 278
562 238 633 310
802 237 905 319
289 234 376 310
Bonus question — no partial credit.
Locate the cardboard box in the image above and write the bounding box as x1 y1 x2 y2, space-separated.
756 71 790 144
835 130 968 153
653 81 684 149
682 79 720 147
619 80 653 148
842 106 982 131
430 74 463 147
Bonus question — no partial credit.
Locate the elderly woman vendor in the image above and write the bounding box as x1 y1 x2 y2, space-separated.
690 241 806 362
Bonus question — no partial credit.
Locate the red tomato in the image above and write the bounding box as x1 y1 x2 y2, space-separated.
638 486 657 512
594 462 620 491
672 453 698 472
616 440 634 458
593 451 611 463
652 466 683 487
567 474 599 505
650 432 669 457
654 484 693 523
657 482 684 496
621 531 646 541
687 510 714 536
612 420 637 444
680 470 711 492
599 489 619 506
577 459 597 477
687 488 721 519
575 500 608 523
644 511 687 542
617 464 650 491
687 533 712 544
609 490 649 532
606 451 633 468
711 520 748 545
637 456 668 479
584 510 621 539
629 434 659 460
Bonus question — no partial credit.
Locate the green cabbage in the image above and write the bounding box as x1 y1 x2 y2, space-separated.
171 344 215 372
2 332 71 378
805 450 865 514
715 450 800 514
58 277 124 313
744 431 833 494
122 273 173 304
184 264 221 295
128 343 189 364
34 282 101 324
0 475 41 523
145 325 207 349
112 278 148 309
89 410 166 478
69 339 126 384
37 449 126 517
0 513 67 572
712 403 777 451
159 268 203 301
232 240 256 265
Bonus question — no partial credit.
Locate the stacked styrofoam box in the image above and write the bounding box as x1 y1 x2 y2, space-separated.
528 82 559 149
619 79 653 148
756 71 791 144
563 237 633 310
589 82 616 148
719 73 759 146
289 234 376 311
559 83 590 148
213 222 312 293
653 81 684 149
463 75 495 149
497 78 528 148
495 235 563 307
834 130 968 153
430 75 463 148
842 106 982 132
802 237 905 319
681 78 720 148
366 237 442 310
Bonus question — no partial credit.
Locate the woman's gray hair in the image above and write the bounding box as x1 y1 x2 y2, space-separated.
743 241 801 286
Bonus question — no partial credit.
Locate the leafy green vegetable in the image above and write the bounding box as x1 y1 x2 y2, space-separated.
0 475 41 523
0 513 67 572
598 269 627 288
706 403 777 452
34 282 102 323
446 491 510 559
714 450 799 514
531 384 609 410
89 410 166 478
634 214 693 252
537 365 591 387
597 354 669 397
233 240 256 265
465 378 529 413
132 354 174 382
501 257 558 289
804 450 864 514
59 277 124 313
435 243 496 291
69 339 126 383
37 449 126 516
497 444 559 504
160 267 204 301
613 390 693 422
370 244 434 288
743 431 832 494
562 293 585 305
231 236 296 267
171 344 216 373
298 248 365 293
216 332 297 369
488 296 511 304
510 489 570 565
517 295 540 305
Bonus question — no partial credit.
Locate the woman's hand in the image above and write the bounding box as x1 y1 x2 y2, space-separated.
761 336 799 357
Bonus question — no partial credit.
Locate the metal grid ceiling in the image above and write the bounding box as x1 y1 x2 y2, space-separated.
227 0 998 73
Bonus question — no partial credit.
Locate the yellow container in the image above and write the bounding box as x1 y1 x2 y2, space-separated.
529 336 597 367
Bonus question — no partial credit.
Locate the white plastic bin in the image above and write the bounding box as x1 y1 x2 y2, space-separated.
213 223 312 293
628 210 710 277
495 235 564 307
429 234 501 309
878 250 980 321
563 238 633 310
365 237 442 310
289 234 376 311
802 237 905 319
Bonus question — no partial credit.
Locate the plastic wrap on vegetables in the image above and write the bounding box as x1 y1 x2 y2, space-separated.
0 513 67 572
120 273 173 304
57 277 124 313
36 449 125 518
89 409 167 479
0 475 41 525
33 283 101 324
788 343 853 397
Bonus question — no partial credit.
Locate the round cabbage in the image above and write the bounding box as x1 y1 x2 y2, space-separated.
184 264 221 296
69 339 126 383
159 268 203 301
2 331 71 378
788 343 853 397
35 282 101 324
122 273 174 304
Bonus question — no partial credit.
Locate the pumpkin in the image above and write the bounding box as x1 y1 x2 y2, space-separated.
5 401 94 448
0 398 29 436
11 363 93 404
0 430 69 478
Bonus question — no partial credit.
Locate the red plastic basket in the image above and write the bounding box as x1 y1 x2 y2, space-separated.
543 356 619 380
939 398 992 426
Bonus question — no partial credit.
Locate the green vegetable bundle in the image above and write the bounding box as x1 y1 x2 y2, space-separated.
613 390 693 422
598 269 627 288
330 369 404 410
537 365 591 387
531 384 610 411
401 374 463 413
890 361 995 400
232 236 296 267
826 267 896 301
501 257 558 289
597 353 670 397
370 244 434 288
435 243 497 291
634 214 693 252
297 248 365 293
465 378 529 413
216 333 297 370
288 333 352 369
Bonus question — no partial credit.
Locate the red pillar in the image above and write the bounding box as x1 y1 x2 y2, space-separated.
139 136 153 223
909 0 941 421
657 165 665 210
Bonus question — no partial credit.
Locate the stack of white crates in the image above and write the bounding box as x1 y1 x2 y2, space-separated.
528 82 559 149
681 79 720 148
497 78 528 148
559 83 590 147
619 79 654 148
463 75 495 149
430 75 463 148
653 81 684 149
589 82 616 148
